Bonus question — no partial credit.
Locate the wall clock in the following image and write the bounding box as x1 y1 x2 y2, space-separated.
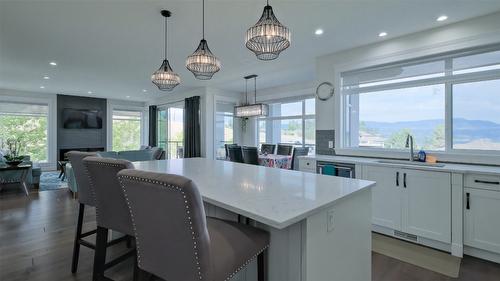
315 82 334 101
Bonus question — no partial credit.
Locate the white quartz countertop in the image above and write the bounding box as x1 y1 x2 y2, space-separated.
300 155 500 175
133 158 375 229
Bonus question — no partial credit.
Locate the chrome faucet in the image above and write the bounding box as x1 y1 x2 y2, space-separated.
405 134 415 162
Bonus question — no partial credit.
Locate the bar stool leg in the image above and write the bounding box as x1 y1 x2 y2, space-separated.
71 203 85 273
257 250 267 281
93 226 109 281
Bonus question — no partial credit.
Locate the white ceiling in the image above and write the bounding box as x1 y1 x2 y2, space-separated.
2 0 500 102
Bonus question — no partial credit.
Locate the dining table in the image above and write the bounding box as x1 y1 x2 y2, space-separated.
258 153 292 169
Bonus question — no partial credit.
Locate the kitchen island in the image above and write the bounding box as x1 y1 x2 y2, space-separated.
134 158 375 281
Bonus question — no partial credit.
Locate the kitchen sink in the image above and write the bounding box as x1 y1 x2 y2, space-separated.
376 159 446 167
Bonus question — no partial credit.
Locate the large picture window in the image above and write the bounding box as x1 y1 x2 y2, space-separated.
0 102 49 162
258 97 315 154
341 46 500 156
112 110 142 151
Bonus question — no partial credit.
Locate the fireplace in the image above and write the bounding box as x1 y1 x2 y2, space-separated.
59 147 105 161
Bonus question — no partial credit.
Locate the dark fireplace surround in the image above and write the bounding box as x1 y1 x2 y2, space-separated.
57 95 107 161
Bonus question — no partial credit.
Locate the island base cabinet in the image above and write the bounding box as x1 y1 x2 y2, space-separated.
464 188 500 254
204 188 372 281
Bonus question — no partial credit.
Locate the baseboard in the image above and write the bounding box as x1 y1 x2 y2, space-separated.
464 246 500 264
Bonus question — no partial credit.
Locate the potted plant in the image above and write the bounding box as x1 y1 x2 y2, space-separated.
2 138 24 166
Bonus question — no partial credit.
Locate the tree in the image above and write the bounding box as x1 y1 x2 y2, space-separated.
112 119 141 151
384 128 413 149
0 115 48 162
425 124 445 150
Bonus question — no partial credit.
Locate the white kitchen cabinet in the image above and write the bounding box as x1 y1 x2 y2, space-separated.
403 169 451 243
363 165 451 244
464 187 500 254
298 158 316 173
365 165 402 230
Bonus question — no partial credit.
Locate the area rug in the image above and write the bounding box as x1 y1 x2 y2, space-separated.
372 233 461 278
39 171 68 191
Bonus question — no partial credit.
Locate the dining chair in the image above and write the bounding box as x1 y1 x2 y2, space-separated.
117 169 270 281
291 147 310 170
228 146 244 163
260 144 276 155
224 143 238 160
83 156 138 281
276 144 293 156
242 146 259 165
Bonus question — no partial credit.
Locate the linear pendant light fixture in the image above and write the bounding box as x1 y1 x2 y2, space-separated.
186 0 221 80
151 10 181 91
245 0 291 60
234 75 269 118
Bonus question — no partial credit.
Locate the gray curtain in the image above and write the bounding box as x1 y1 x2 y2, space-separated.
184 96 201 158
148 105 157 147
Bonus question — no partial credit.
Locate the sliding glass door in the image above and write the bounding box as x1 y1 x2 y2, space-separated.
157 102 184 159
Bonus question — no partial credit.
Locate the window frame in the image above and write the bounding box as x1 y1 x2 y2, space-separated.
257 96 316 152
107 102 146 151
0 93 56 170
336 45 500 164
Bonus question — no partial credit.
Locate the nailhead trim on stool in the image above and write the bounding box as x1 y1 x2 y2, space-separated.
118 175 204 279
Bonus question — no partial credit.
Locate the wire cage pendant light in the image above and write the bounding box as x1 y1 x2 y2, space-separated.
186 0 221 80
246 0 291 61
152 10 181 91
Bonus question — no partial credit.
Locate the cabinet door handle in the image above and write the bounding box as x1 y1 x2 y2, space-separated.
474 179 500 185
466 192 470 210
396 172 400 187
403 173 407 188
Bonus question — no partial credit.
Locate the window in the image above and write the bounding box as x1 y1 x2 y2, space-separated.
453 79 500 151
157 103 184 159
112 110 142 151
215 102 235 159
341 46 500 155
258 97 315 154
0 102 48 162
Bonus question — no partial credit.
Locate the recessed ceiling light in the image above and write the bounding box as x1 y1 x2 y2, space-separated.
43 76 50 80
87 91 93 94
40 86 45 89
378 32 388 37
142 89 147 93
126 96 130 99
315 29 324 36
49 61 57 66
436 15 448 22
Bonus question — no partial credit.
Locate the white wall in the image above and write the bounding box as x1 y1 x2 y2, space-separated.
315 12 500 133
0 89 58 170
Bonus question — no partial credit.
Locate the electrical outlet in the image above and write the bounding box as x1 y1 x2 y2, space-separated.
327 209 335 232
328 141 334 149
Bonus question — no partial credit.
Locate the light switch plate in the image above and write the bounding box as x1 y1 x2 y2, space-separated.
328 141 334 149
327 209 335 232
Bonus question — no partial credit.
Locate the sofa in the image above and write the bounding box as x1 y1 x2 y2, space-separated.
66 147 164 195
0 155 42 188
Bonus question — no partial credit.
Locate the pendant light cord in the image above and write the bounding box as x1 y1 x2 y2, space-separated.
202 0 205 39
164 16 168 59
254 76 257 103
245 79 248 104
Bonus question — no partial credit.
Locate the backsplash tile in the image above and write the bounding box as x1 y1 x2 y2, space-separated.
316 130 335 155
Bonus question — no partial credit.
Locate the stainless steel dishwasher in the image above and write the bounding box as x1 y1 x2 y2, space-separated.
316 161 356 178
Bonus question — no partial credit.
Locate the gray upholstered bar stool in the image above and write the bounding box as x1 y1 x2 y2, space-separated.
83 157 137 281
67 151 98 273
118 169 270 281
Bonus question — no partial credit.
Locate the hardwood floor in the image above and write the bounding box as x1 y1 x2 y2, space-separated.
1 188 500 281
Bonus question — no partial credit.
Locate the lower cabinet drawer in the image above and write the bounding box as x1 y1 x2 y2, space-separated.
465 174 500 191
